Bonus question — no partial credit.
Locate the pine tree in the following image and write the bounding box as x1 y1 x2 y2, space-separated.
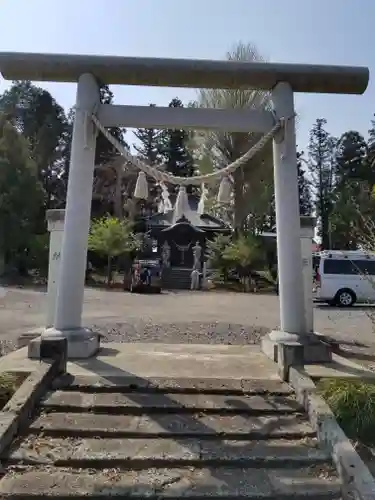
61 84 130 202
133 104 162 165
0 81 69 211
335 131 368 186
297 151 312 216
133 104 164 214
95 84 129 165
0 115 44 268
368 115 375 169
308 119 336 249
159 98 194 179
330 131 370 249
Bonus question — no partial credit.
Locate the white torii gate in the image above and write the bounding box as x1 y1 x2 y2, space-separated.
0 52 369 359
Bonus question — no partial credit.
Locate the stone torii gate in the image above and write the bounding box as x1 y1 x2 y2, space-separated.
0 52 369 360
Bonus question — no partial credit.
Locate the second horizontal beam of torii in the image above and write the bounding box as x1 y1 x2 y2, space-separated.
98 104 275 132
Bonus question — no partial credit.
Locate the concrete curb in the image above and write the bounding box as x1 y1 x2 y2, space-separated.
289 366 375 500
0 337 67 456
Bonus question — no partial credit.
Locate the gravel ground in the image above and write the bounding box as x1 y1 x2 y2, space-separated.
1 287 375 361
92 321 270 345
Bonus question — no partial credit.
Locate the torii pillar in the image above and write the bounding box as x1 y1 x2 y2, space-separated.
261 83 331 363
29 74 100 359
261 83 331 364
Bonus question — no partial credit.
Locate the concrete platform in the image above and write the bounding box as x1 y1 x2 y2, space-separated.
2 341 374 384
305 352 375 381
0 343 281 381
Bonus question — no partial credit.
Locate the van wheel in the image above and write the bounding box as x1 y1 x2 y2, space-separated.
335 289 356 307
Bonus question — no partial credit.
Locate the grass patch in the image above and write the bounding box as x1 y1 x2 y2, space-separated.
0 372 26 409
318 378 375 446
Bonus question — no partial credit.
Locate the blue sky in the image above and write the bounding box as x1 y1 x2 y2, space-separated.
0 0 374 152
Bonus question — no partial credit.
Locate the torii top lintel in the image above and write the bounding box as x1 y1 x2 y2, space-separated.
0 52 369 95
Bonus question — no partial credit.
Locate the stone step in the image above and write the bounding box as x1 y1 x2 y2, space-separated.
163 282 191 286
162 278 191 285
7 436 330 468
0 465 342 499
29 412 315 440
52 375 294 395
163 283 192 289
163 274 191 278
40 391 302 415
162 269 192 290
163 279 191 282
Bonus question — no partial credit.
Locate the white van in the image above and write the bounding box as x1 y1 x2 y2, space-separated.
315 250 375 306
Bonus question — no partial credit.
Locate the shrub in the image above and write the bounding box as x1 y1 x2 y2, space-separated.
88 216 139 285
319 378 375 445
206 234 232 281
0 372 24 409
223 234 265 291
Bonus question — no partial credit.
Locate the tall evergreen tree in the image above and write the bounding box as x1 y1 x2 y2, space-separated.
0 81 69 212
0 114 44 270
330 131 371 249
297 150 313 217
95 84 129 166
263 149 312 232
308 119 336 249
159 98 194 180
367 115 375 175
335 131 369 186
133 104 162 165
133 104 164 214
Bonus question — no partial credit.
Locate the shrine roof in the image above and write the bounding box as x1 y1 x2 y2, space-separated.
147 195 230 232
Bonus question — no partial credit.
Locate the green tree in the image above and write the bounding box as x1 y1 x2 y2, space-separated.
195 42 273 234
206 234 232 281
88 216 139 285
0 115 44 273
223 234 265 291
133 103 163 212
60 107 74 197
62 84 130 217
0 81 70 213
368 115 375 172
95 84 129 166
308 118 336 249
159 98 195 181
297 151 313 216
133 104 162 165
93 84 131 218
330 131 371 249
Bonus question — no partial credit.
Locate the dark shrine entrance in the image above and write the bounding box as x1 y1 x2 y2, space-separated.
161 217 205 269
145 193 231 289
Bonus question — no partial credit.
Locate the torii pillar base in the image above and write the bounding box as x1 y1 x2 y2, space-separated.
261 330 332 381
27 328 100 360
261 330 332 364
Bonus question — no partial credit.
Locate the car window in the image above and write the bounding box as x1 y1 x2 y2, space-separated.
323 259 358 275
353 260 375 276
323 258 375 275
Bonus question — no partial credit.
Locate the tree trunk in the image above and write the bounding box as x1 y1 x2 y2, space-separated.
106 255 112 286
113 164 123 219
233 169 245 234
122 253 132 290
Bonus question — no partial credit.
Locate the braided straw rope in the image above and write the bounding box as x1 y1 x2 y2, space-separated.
91 113 287 186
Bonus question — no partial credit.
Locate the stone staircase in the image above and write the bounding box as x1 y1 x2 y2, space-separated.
0 375 342 498
162 267 192 290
